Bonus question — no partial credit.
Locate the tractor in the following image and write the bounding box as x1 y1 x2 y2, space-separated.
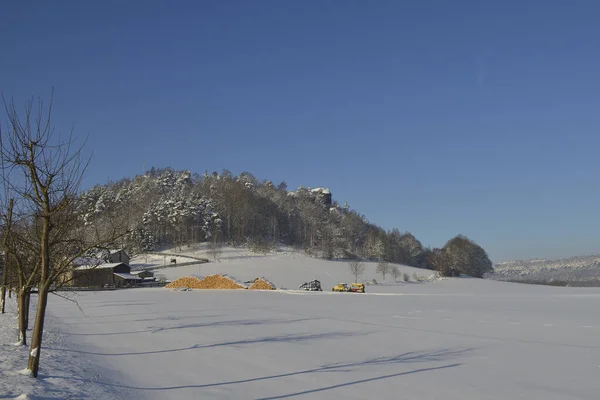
332 282 365 293
332 283 351 292
299 279 322 291
350 283 365 293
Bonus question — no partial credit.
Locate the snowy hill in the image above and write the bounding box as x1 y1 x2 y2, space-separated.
131 245 438 291
488 254 600 286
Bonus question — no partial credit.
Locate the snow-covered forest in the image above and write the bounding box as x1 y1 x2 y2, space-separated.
79 167 435 268
487 255 600 286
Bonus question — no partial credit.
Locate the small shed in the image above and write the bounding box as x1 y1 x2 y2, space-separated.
132 270 154 279
114 272 142 287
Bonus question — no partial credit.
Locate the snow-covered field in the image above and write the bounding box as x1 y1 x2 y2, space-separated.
2 249 600 399
133 245 437 290
40 281 600 399
0 296 126 399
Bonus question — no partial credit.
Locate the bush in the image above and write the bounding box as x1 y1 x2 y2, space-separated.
403 273 410 282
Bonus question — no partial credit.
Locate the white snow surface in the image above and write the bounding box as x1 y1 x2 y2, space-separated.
41 279 600 400
139 245 434 289
0 296 128 399
3 248 600 399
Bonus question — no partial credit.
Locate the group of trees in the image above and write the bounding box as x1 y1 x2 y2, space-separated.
77 169 493 278
428 236 494 278
0 92 128 377
0 91 493 379
77 167 492 275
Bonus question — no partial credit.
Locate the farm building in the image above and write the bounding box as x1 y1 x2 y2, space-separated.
72 248 131 268
96 249 130 265
131 270 154 279
64 262 141 288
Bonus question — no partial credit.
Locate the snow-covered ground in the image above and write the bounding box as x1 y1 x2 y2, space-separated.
133 245 437 290
3 249 600 399
129 253 205 270
0 295 130 400
39 280 600 399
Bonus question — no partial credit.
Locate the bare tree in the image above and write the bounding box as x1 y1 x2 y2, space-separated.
376 261 390 281
390 265 399 281
428 248 455 277
0 91 128 377
207 225 222 261
0 199 13 313
348 260 365 283
2 217 41 345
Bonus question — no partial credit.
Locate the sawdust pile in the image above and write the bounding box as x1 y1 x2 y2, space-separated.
249 277 276 290
165 275 204 289
166 274 247 289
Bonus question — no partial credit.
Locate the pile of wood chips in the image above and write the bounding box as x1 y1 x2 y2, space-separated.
166 274 247 290
194 274 247 289
249 277 276 290
165 276 204 289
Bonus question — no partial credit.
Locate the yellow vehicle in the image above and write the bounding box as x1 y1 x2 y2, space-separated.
332 283 350 292
332 282 365 293
350 283 365 293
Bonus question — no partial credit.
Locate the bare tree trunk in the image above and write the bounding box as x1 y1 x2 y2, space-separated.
1 199 14 314
24 290 30 330
28 206 51 377
28 283 49 377
0 267 7 314
17 287 29 346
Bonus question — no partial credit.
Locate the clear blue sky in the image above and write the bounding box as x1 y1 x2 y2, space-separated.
2 0 600 262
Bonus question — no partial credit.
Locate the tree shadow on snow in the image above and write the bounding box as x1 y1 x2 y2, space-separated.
48 317 320 337
253 363 461 399
148 317 319 334
55 305 268 321
45 330 371 357
52 313 225 327
85 301 159 308
41 347 469 397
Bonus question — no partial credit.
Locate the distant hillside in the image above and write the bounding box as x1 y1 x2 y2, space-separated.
487 254 600 286
78 167 493 277
78 167 442 270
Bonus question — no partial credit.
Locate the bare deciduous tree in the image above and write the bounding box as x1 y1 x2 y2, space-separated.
390 265 399 281
1 90 128 377
207 225 222 261
348 260 365 283
1 214 40 345
376 261 390 281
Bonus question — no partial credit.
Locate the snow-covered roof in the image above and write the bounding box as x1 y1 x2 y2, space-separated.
109 249 126 254
75 262 125 271
114 272 142 280
131 270 151 275
72 257 105 267
91 248 128 259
